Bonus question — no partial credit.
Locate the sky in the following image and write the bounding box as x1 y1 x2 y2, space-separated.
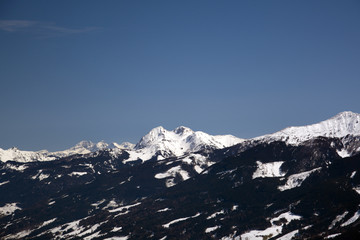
1 0 360 151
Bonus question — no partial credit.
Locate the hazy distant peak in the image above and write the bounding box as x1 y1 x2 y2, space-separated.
112 142 135 150
74 140 95 149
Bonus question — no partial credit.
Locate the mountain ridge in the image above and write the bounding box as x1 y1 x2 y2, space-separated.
1 112 360 239
254 111 360 144
1 111 359 163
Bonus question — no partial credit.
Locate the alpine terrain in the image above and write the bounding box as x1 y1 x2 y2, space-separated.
1 111 360 239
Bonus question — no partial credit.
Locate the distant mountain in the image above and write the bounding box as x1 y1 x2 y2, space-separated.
1 111 360 239
0 147 54 163
0 140 122 163
255 111 360 145
126 126 244 162
2 111 360 163
0 126 244 163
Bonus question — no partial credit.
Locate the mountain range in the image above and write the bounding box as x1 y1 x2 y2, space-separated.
1 111 360 239
2 111 359 163
0 125 244 163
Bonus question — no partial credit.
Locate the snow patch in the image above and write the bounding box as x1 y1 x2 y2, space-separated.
4 229 32 239
48 218 107 239
241 226 283 240
182 157 192 164
165 179 176 188
276 230 299 240
337 149 351 158
205 225 221 233
220 232 239 240
103 236 129 240
68 172 88 177
32 171 50 181
270 212 302 225
39 218 57 228
194 165 204 174
0 203 21 216
162 213 201 228
253 161 285 179
91 199 106 208
217 168 237 178
83 231 104 240
0 180 10 186
38 173 50 181
107 202 141 215
278 168 321 191
110 226 123 232
207 210 225 220
5 163 28 172
325 233 342 239
240 212 301 240
341 210 360 227
157 208 171 212
329 211 348 230
155 166 190 181
353 186 360 195
80 163 95 172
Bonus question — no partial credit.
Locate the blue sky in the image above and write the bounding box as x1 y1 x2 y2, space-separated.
1 1 360 151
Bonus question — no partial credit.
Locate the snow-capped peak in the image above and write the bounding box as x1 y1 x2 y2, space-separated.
126 126 244 162
135 126 243 151
0 147 52 163
329 111 360 128
135 126 168 150
72 140 100 151
0 140 128 163
255 111 360 145
51 140 112 157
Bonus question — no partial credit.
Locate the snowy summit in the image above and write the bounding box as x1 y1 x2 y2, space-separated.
126 126 244 162
255 111 360 145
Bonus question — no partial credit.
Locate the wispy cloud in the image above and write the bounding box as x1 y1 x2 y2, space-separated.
0 20 37 32
0 20 99 37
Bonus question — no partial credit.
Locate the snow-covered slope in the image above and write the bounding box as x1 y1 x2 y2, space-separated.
254 111 360 145
126 126 244 162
